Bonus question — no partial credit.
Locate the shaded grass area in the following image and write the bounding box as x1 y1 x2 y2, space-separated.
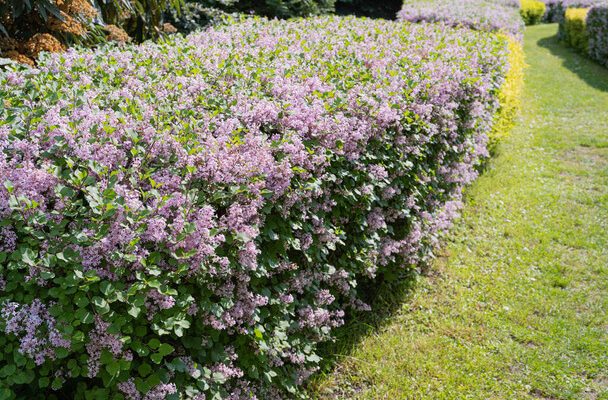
310 23 608 400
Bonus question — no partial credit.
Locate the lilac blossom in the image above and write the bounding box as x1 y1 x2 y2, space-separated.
1 299 70 365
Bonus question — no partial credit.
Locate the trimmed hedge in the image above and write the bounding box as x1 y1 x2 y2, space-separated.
558 4 608 67
521 0 547 25
544 0 604 24
563 7 590 53
491 34 526 145
397 0 525 37
587 5 608 66
0 16 519 400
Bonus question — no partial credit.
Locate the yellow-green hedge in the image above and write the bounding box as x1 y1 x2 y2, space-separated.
520 0 547 25
564 7 591 53
490 34 526 146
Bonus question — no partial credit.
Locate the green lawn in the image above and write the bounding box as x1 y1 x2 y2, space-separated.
311 24 608 400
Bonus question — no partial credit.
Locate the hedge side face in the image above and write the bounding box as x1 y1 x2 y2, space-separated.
587 6 608 66
563 7 591 53
491 34 525 147
0 16 515 400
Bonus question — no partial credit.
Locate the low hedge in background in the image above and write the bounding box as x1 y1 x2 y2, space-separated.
0 16 518 400
563 7 590 53
397 0 525 37
334 0 402 19
558 4 608 67
521 0 547 25
543 0 604 24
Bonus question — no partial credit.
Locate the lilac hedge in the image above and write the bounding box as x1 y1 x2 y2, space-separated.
0 16 515 400
397 0 525 38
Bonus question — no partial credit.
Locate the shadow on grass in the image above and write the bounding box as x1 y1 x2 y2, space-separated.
308 264 422 395
537 34 608 92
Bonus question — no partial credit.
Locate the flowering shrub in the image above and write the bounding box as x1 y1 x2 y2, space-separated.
587 5 608 66
563 7 590 53
521 0 547 24
397 0 525 38
0 16 515 399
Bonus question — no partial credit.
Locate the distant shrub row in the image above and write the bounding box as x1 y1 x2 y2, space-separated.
560 4 608 67
397 0 525 37
542 0 605 23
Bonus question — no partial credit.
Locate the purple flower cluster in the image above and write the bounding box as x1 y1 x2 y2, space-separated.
0 16 513 399
119 379 179 400
1 299 70 365
397 0 525 38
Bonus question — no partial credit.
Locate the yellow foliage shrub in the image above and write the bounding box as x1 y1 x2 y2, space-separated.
564 8 590 53
520 0 546 25
490 34 526 146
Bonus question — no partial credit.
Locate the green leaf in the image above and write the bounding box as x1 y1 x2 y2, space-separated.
254 327 264 340
147 338 160 350
157 343 174 356
3 180 14 193
75 308 94 324
51 377 63 390
75 294 89 308
92 296 110 314
138 363 153 377
150 353 163 364
0 364 16 378
55 347 69 359
22 248 37 266
105 361 121 377
128 305 141 318
100 281 114 295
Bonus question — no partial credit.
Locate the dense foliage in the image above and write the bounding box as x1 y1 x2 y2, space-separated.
563 7 589 52
334 0 402 19
193 0 335 18
0 15 516 399
542 0 605 23
165 0 335 34
166 0 403 35
557 3 608 67
0 0 183 65
397 0 525 37
0 0 101 66
586 5 608 66
521 0 547 24
94 0 184 42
